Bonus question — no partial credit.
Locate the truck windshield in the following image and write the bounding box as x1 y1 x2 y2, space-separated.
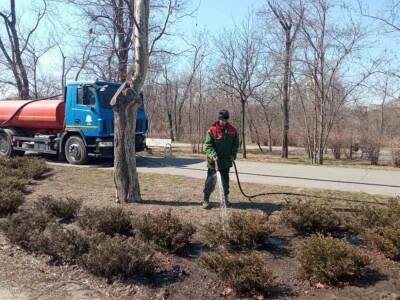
96 85 120 108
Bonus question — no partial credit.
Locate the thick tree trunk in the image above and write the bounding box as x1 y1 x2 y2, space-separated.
111 0 149 203
113 89 142 202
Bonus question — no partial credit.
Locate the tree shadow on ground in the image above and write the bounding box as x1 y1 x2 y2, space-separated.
348 268 389 288
124 265 184 288
263 236 292 258
136 156 204 169
231 201 283 214
138 199 283 215
176 242 206 258
268 283 297 299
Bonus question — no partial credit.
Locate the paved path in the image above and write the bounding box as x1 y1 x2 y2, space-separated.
135 157 400 197
49 156 400 197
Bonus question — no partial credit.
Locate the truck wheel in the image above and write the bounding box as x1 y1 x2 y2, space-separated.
0 133 13 159
65 136 88 165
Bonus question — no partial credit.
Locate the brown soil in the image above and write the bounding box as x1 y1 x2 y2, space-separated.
0 165 399 299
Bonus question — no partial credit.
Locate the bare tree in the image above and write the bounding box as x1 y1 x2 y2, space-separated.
111 0 149 203
0 0 47 99
26 42 54 99
214 16 265 158
298 0 375 164
66 0 192 82
266 0 304 158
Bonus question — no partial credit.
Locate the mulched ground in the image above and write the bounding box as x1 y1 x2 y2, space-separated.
0 164 399 299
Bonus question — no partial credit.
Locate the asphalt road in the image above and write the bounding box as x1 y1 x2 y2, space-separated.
48 156 400 197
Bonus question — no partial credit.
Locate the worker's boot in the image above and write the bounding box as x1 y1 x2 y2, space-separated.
224 195 231 208
202 196 211 209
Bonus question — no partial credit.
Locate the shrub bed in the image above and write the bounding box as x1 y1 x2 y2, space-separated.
81 234 155 279
283 200 354 236
354 198 400 229
0 177 29 192
368 226 400 261
203 211 274 251
1 209 53 252
35 195 82 220
202 251 275 297
0 188 25 217
41 223 90 263
296 234 371 285
133 210 195 252
0 157 48 180
78 207 132 236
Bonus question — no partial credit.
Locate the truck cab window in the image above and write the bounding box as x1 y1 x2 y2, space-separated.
77 86 96 106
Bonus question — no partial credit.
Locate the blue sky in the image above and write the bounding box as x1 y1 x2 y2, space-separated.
1 0 400 102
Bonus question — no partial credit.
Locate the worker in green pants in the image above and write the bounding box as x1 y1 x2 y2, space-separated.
203 110 239 209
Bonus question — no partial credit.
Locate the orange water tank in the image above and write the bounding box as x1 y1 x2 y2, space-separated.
0 99 65 131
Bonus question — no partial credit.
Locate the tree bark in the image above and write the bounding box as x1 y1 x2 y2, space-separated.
241 99 247 158
111 0 149 203
282 32 291 158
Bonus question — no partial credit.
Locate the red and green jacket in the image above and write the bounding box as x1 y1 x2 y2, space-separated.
204 121 239 170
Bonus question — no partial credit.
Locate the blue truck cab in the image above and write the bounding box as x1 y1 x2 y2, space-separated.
61 80 148 164
0 80 148 165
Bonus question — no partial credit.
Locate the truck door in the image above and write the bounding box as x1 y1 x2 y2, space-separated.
71 85 100 137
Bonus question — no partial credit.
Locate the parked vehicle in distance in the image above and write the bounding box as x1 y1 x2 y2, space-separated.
0 80 148 164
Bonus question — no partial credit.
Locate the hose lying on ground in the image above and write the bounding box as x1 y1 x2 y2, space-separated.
137 154 386 205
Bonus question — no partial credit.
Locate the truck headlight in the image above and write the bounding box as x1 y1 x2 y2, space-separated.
98 141 113 147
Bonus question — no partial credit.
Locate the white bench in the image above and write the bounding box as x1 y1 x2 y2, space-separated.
146 138 172 157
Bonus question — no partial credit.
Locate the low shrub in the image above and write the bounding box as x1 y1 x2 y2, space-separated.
296 234 370 285
202 251 275 297
133 210 195 252
0 177 29 192
0 188 25 217
283 200 353 236
35 195 82 220
354 198 400 229
368 226 400 261
1 210 53 252
0 157 48 180
78 206 133 236
81 234 154 279
202 211 274 251
41 223 90 263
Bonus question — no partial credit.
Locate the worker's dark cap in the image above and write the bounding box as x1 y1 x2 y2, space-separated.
218 110 229 120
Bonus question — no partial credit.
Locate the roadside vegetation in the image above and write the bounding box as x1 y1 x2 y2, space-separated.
0 158 399 298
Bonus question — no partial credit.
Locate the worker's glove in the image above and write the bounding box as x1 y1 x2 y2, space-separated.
213 156 218 161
